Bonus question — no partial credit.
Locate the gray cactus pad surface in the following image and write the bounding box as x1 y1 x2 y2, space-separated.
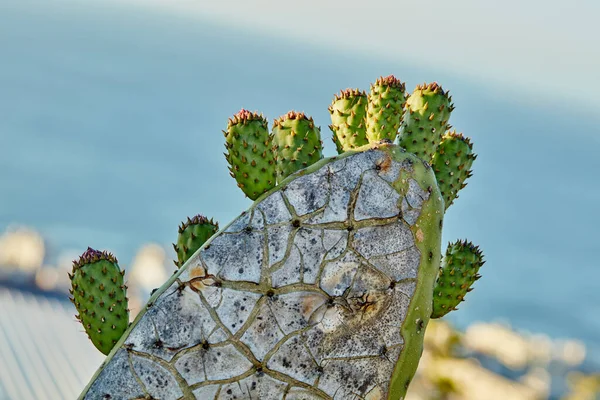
81 148 438 400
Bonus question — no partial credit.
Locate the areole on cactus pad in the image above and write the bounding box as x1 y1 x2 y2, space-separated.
73 74 485 400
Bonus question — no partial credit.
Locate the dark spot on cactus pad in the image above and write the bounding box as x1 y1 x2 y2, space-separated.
379 345 388 357
416 318 424 333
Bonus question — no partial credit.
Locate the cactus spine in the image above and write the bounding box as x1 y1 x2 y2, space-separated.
271 111 323 181
366 75 407 143
224 109 276 200
431 240 484 319
328 89 369 153
173 215 219 268
69 248 129 355
432 131 476 210
398 82 454 162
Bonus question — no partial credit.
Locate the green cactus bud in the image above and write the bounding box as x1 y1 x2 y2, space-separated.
68 248 129 355
398 82 454 162
331 130 345 154
328 88 369 153
224 109 276 200
271 111 323 181
173 214 219 268
366 75 407 143
432 131 476 210
431 240 484 319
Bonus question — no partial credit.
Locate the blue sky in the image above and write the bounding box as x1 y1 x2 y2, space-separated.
122 0 600 110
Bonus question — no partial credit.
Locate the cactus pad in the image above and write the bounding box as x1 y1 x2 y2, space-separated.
79 145 444 400
328 89 369 152
69 248 129 355
398 82 454 162
366 75 407 143
432 131 476 210
431 240 484 319
224 109 277 200
173 215 219 268
272 111 323 181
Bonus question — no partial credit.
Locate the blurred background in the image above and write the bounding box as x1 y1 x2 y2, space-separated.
1 0 599 399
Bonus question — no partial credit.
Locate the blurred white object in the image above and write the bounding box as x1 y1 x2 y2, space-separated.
0 226 45 273
128 243 169 294
34 267 59 291
557 339 587 367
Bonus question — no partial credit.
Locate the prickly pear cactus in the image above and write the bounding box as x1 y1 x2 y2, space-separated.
366 75 407 143
69 248 129 355
432 131 476 210
328 89 369 152
224 109 277 200
78 145 444 400
272 111 323 181
397 83 454 162
76 74 486 400
431 240 484 319
173 215 219 268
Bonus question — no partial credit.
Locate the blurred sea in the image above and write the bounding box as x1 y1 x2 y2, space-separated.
1 0 599 371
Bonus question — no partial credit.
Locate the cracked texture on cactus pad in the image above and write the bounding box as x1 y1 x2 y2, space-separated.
398 82 454 162
272 111 323 181
79 145 444 400
224 109 276 200
328 89 369 153
432 131 476 210
366 75 407 143
69 248 129 355
431 240 484 319
173 215 219 268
